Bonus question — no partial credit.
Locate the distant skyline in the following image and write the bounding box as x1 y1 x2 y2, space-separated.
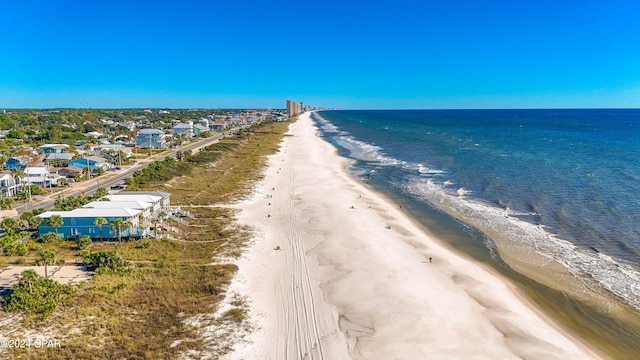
1 0 639 109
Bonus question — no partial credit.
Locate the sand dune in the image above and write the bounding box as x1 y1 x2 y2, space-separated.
223 112 599 359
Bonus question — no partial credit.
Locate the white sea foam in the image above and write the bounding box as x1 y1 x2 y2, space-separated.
406 176 640 310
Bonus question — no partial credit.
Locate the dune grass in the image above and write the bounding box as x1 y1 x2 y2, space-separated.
3 120 292 359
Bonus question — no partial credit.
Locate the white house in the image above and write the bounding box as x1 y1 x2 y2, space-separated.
0 172 20 198
24 167 52 186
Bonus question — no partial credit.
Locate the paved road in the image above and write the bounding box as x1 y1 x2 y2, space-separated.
13 129 240 214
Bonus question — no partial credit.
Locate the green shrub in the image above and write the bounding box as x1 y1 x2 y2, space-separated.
37 232 61 243
2 270 75 319
82 250 129 272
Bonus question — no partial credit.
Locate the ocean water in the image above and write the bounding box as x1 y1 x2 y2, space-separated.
312 109 640 311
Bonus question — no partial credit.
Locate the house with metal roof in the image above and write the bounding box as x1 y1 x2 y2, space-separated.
37 208 143 240
38 144 70 154
83 199 154 222
45 152 75 162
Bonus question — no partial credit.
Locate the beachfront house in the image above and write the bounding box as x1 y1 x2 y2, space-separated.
37 208 143 240
135 129 167 149
38 144 70 154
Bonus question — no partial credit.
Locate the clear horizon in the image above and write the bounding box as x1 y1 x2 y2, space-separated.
2 0 639 109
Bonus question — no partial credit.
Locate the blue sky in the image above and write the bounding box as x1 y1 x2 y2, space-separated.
1 0 639 109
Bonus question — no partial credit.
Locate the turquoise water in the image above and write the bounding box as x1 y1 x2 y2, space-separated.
312 109 640 310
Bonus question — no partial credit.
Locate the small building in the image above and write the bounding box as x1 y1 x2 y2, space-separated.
37 208 143 240
135 129 167 149
38 144 70 154
4 156 31 170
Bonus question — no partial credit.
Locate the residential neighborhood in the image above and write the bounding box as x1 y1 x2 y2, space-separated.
0 108 282 205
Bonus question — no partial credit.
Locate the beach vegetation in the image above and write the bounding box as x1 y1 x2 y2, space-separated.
1 119 291 359
2 270 75 319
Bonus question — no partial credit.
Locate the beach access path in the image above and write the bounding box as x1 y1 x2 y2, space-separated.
224 112 600 359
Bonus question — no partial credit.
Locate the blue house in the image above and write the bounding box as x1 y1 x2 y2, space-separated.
37 208 143 240
68 158 99 172
4 156 30 170
135 129 167 149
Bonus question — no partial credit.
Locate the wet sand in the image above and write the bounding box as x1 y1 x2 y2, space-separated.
223 112 600 359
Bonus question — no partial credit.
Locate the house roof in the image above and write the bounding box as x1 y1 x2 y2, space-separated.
7 156 31 163
173 123 192 129
118 190 170 199
39 207 142 219
83 200 153 211
138 128 165 135
87 156 108 163
46 153 75 161
38 144 70 150
25 167 49 175
104 194 163 203
57 166 83 175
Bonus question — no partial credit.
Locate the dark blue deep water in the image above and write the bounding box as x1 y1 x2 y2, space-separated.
312 109 640 309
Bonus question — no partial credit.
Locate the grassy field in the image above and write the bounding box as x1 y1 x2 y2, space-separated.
2 120 291 359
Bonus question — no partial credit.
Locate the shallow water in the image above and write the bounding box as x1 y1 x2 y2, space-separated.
312 109 640 358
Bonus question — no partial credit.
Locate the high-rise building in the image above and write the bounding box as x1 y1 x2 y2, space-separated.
286 99 300 118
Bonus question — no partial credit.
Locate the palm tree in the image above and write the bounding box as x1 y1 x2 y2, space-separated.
1 218 19 233
94 217 107 241
20 269 39 294
0 197 14 210
110 219 124 242
35 249 62 278
122 220 133 240
28 216 42 230
47 215 64 238
20 210 33 230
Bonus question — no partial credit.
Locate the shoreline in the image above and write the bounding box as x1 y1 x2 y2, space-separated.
224 112 601 359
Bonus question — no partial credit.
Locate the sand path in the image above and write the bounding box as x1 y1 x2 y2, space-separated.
224 112 599 359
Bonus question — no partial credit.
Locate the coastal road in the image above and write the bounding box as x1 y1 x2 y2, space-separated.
12 128 243 214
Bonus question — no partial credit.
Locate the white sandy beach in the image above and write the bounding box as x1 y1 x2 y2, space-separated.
224 112 600 359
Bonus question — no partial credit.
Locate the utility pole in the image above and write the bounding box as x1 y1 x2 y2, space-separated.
86 157 91 181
